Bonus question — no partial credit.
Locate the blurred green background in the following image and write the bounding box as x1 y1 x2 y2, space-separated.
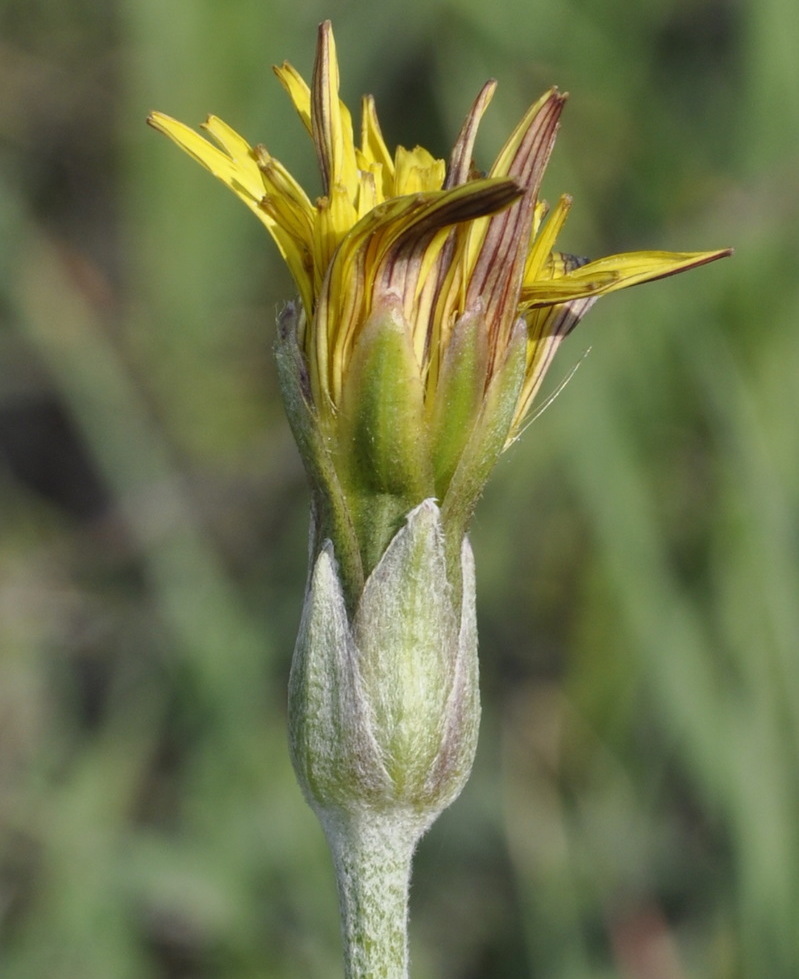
1 0 797 976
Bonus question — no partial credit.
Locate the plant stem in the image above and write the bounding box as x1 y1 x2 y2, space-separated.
322 809 425 979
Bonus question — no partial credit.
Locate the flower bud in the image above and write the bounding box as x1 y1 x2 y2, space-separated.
288 500 479 826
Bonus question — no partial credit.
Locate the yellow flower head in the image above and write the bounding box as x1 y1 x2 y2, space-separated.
149 22 730 593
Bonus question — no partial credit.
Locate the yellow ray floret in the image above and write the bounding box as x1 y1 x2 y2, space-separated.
148 20 731 437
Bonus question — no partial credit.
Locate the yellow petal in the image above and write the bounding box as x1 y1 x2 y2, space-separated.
355 167 380 219
360 94 395 193
568 249 733 294
521 248 732 309
489 87 563 180
147 111 264 206
273 61 312 136
311 21 359 197
253 145 315 240
524 194 573 283
201 115 263 185
447 79 496 189
314 185 360 291
521 270 620 308
393 146 446 195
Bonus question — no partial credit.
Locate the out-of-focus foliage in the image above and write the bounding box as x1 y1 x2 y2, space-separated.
1 0 796 976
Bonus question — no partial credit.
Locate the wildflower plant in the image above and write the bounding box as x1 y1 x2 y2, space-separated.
149 21 730 979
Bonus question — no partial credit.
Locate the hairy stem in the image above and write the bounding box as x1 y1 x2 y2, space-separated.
322 809 425 979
